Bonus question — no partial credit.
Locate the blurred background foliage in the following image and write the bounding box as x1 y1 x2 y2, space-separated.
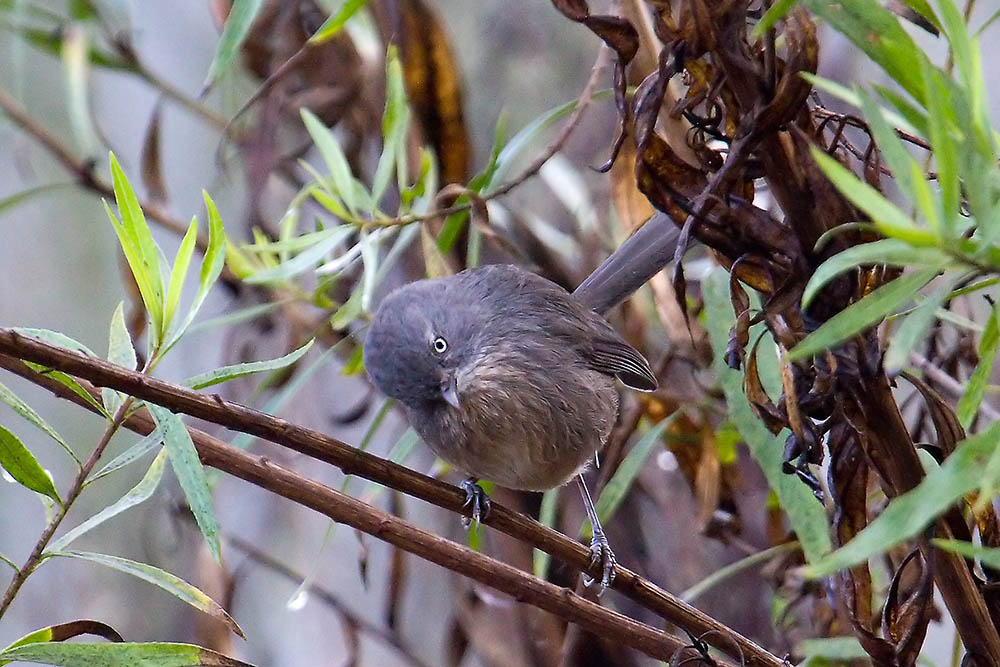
2 0 1000 665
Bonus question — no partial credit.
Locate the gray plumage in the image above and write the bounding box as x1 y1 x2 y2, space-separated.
363 263 656 491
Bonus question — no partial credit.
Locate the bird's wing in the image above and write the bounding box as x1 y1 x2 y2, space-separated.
582 338 657 391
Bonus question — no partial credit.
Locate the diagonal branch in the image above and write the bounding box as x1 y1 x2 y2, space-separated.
0 329 785 667
0 354 717 665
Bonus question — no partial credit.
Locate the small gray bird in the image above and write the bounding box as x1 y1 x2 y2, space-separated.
364 263 658 590
364 213 680 591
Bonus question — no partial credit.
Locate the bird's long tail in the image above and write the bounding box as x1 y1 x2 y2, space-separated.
572 212 682 315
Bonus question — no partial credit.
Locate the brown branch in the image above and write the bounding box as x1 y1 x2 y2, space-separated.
0 354 715 665
0 329 785 667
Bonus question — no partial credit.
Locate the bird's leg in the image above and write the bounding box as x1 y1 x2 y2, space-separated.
576 473 616 593
459 478 491 531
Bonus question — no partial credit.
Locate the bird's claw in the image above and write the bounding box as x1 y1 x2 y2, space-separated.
581 530 616 594
460 479 491 532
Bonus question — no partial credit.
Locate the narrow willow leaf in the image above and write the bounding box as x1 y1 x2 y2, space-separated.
308 0 369 45
0 621 127 667
12 328 95 356
804 420 1000 577
796 637 868 664
182 340 314 390
164 217 199 334
933 539 1000 571
202 0 264 90
421 224 452 278
359 229 379 312
802 239 950 307
533 488 560 579
883 276 958 374
590 415 677 531
244 226 354 284
0 552 17 572
359 427 421 503
681 542 800 603
186 300 286 336
61 25 97 157
705 271 832 562
148 405 222 563
49 450 167 553
485 90 612 192
90 429 163 484
0 425 61 504
44 551 242 638
754 0 797 34
371 45 410 203
958 302 1000 428
0 641 252 666
921 62 960 233
103 302 137 415
301 109 358 214
788 267 940 361
22 363 108 419
0 380 78 465
809 148 918 235
330 285 364 330
107 153 164 345
0 182 75 215
857 91 927 218
800 0 926 101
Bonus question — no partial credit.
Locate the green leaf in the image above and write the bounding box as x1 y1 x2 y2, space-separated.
49 450 168 553
202 0 264 90
11 328 96 356
44 551 242 638
107 153 164 347
90 429 163 484
788 267 940 361
883 276 958 374
0 425 61 504
803 239 951 308
933 539 1000 571
705 270 832 562
0 380 78 466
0 183 75 216
796 636 868 664
533 488 560 579
0 641 252 666
22 363 109 419
804 420 1000 577
244 226 354 284
61 25 97 158
809 147 920 239
957 302 1000 428
591 415 677 530
0 620 125 666
330 284 365 330
148 405 222 563
164 217 199 335
800 0 927 102
102 302 137 415
371 45 410 203
182 340 314 389
301 109 359 215
308 0 369 45
920 61 960 234
754 0 797 35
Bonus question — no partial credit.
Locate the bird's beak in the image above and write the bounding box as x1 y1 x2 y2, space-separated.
440 375 460 408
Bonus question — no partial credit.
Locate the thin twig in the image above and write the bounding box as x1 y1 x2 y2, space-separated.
0 354 722 665
0 331 786 667
0 396 134 618
227 535 433 667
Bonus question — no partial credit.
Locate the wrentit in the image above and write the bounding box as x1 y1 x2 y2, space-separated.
363 214 681 591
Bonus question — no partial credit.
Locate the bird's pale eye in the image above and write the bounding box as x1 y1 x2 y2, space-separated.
432 336 448 354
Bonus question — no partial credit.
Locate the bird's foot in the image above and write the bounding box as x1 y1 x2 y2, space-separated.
582 529 616 594
459 478 491 532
